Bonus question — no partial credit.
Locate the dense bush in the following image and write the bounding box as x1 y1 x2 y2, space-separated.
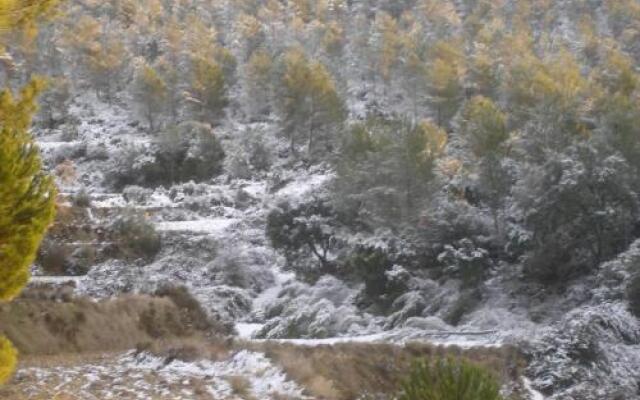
345 246 408 311
110 212 161 261
398 358 502 400
266 200 339 279
108 122 225 189
517 144 639 284
37 241 71 275
437 239 492 289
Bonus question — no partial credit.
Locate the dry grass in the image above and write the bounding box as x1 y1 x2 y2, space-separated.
228 375 255 399
0 294 214 356
249 341 524 400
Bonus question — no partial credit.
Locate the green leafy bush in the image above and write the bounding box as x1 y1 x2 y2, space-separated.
398 358 502 400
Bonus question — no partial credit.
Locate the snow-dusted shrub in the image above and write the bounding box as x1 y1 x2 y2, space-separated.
107 122 225 189
122 185 153 203
445 290 482 326
156 122 225 183
266 200 339 280
256 277 375 339
247 132 273 171
345 246 407 311
225 128 274 179
516 145 638 285
49 142 87 164
110 212 161 261
437 238 492 288
627 275 640 318
72 188 91 208
225 148 252 179
528 304 640 399
421 195 493 265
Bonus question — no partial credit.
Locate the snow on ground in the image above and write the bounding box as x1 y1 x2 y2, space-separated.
155 218 241 234
522 378 546 400
29 275 86 285
236 323 265 339
12 350 308 400
249 328 503 348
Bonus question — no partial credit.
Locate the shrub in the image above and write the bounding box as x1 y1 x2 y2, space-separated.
627 274 640 318
398 358 502 400
107 122 225 189
111 212 161 261
345 246 406 311
445 290 482 326
37 241 71 275
72 188 91 208
437 239 492 289
266 200 339 279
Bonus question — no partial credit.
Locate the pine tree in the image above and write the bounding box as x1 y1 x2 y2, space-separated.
85 37 127 103
334 118 446 225
0 2 58 385
133 63 167 132
187 56 228 125
244 49 274 118
461 96 510 235
0 78 56 301
426 40 464 127
279 48 345 156
236 13 264 60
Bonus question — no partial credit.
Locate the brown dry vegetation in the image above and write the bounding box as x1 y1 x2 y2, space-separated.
249 341 524 400
0 292 213 356
0 290 527 400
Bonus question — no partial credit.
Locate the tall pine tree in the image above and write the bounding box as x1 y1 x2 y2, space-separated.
0 0 58 385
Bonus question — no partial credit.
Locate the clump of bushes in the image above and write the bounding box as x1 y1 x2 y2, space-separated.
111 212 161 261
345 246 408 312
398 358 502 400
108 121 225 189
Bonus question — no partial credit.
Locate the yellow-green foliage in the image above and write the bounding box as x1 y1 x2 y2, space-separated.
0 336 17 384
134 64 167 130
280 47 345 153
462 96 508 158
188 56 228 124
0 79 57 302
0 0 59 34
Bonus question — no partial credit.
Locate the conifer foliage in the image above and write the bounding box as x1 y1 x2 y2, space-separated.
0 0 58 385
0 79 56 302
